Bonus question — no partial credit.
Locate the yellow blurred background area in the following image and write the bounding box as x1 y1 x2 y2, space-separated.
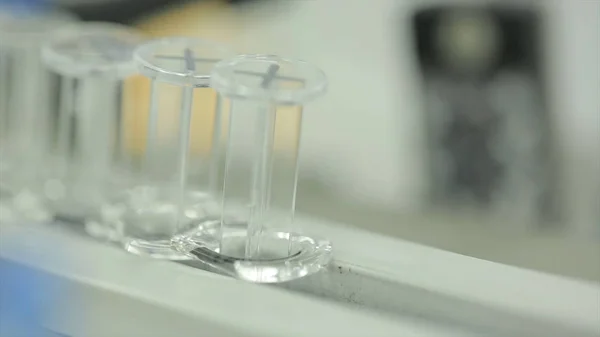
121 0 300 158
122 1 230 156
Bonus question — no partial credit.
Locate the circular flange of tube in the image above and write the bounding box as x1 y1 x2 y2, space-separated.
134 37 235 87
210 54 328 105
172 221 333 283
42 22 145 79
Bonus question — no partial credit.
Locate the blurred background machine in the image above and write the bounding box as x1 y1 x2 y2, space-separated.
2 0 599 281
413 5 560 227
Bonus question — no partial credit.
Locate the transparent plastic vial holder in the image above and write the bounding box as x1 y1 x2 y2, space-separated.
113 37 234 259
173 54 333 283
41 22 144 238
0 5 78 222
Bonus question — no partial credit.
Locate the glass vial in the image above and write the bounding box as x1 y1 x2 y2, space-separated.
118 37 234 259
41 22 144 238
175 55 333 283
0 5 77 222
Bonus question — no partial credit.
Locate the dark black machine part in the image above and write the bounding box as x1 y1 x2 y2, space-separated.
58 0 264 24
411 4 561 223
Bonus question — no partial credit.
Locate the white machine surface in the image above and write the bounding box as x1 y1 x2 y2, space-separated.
1 215 598 337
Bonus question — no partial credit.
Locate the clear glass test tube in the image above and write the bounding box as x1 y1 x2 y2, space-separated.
119 37 234 259
174 54 333 283
41 22 144 237
0 5 78 222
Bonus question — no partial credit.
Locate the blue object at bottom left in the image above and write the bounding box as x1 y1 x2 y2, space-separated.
0 260 67 337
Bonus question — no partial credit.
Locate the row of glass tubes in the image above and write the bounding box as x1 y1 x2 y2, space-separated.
0 8 331 283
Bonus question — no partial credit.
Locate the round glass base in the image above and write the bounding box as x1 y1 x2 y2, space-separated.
1 190 53 223
84 220 120 242
172 220 333 283
124 238 193 260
